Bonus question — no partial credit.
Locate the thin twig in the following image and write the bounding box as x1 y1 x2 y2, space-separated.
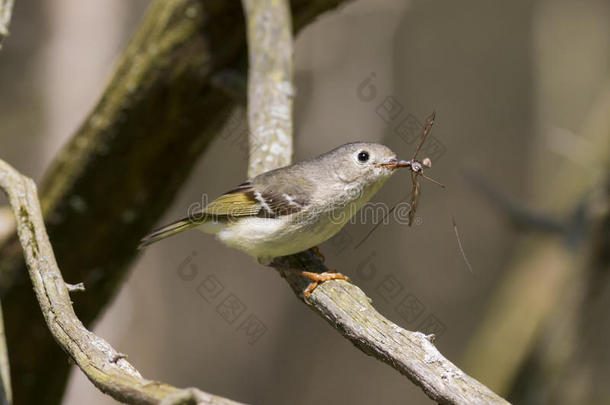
242 1 509 404
0 159 244 405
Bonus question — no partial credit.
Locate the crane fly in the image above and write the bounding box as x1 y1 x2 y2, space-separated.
378 111 445 225
355 112 444 249
354 112 473 273
403 111 446 225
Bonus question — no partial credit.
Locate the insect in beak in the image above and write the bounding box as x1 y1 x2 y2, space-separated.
358 112 473 273
377 158 440 186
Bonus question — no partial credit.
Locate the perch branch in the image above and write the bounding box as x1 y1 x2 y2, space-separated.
242 1 509 404
0 158 244 405
0 0 14 49
280 254 510 405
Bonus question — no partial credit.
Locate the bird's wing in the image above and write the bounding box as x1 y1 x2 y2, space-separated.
203 183 263 217
205 180 310 218
139 180 310 248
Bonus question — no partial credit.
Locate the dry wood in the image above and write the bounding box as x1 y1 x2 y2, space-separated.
0 159 245 405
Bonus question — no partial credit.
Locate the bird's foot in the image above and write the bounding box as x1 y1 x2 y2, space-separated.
292 270 349 300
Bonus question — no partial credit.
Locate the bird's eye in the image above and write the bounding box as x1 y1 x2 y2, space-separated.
357 151 370 162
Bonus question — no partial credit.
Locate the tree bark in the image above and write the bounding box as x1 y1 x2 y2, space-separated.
0 158 245 405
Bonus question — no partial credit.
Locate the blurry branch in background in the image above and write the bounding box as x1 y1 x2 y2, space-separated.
464 171 565 234
462 80 610 398
470 4 610 398
0 1 348 404
0 159 245 405
505 83 610 404
461 234 578 395
242 2 509 405
0 0 15 49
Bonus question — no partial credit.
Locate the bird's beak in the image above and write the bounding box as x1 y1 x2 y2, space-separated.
377 159 411 170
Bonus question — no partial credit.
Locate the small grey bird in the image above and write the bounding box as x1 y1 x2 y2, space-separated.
140 142 429 293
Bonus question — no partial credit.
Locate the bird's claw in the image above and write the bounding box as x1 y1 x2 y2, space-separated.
300 270 349 300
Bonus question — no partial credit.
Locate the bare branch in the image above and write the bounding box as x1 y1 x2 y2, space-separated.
0 0 15 49
242 1 510 404
243 0 294 178
278 253 510 405
0 159 245 405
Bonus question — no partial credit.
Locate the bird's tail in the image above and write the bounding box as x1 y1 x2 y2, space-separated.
139 216 204 249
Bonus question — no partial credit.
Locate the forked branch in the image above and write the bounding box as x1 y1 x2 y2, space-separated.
0 159 244 405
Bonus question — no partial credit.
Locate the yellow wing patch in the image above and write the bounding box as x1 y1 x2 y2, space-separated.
203 191 261 217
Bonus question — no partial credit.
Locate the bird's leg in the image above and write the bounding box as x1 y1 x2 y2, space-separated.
276 268 349 299
309 246 325 262
300 270 349 299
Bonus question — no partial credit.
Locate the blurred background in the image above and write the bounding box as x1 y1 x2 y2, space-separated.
0 0 608 404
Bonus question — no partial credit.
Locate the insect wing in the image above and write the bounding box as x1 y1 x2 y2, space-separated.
408 171 421 226
413 111 436 160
